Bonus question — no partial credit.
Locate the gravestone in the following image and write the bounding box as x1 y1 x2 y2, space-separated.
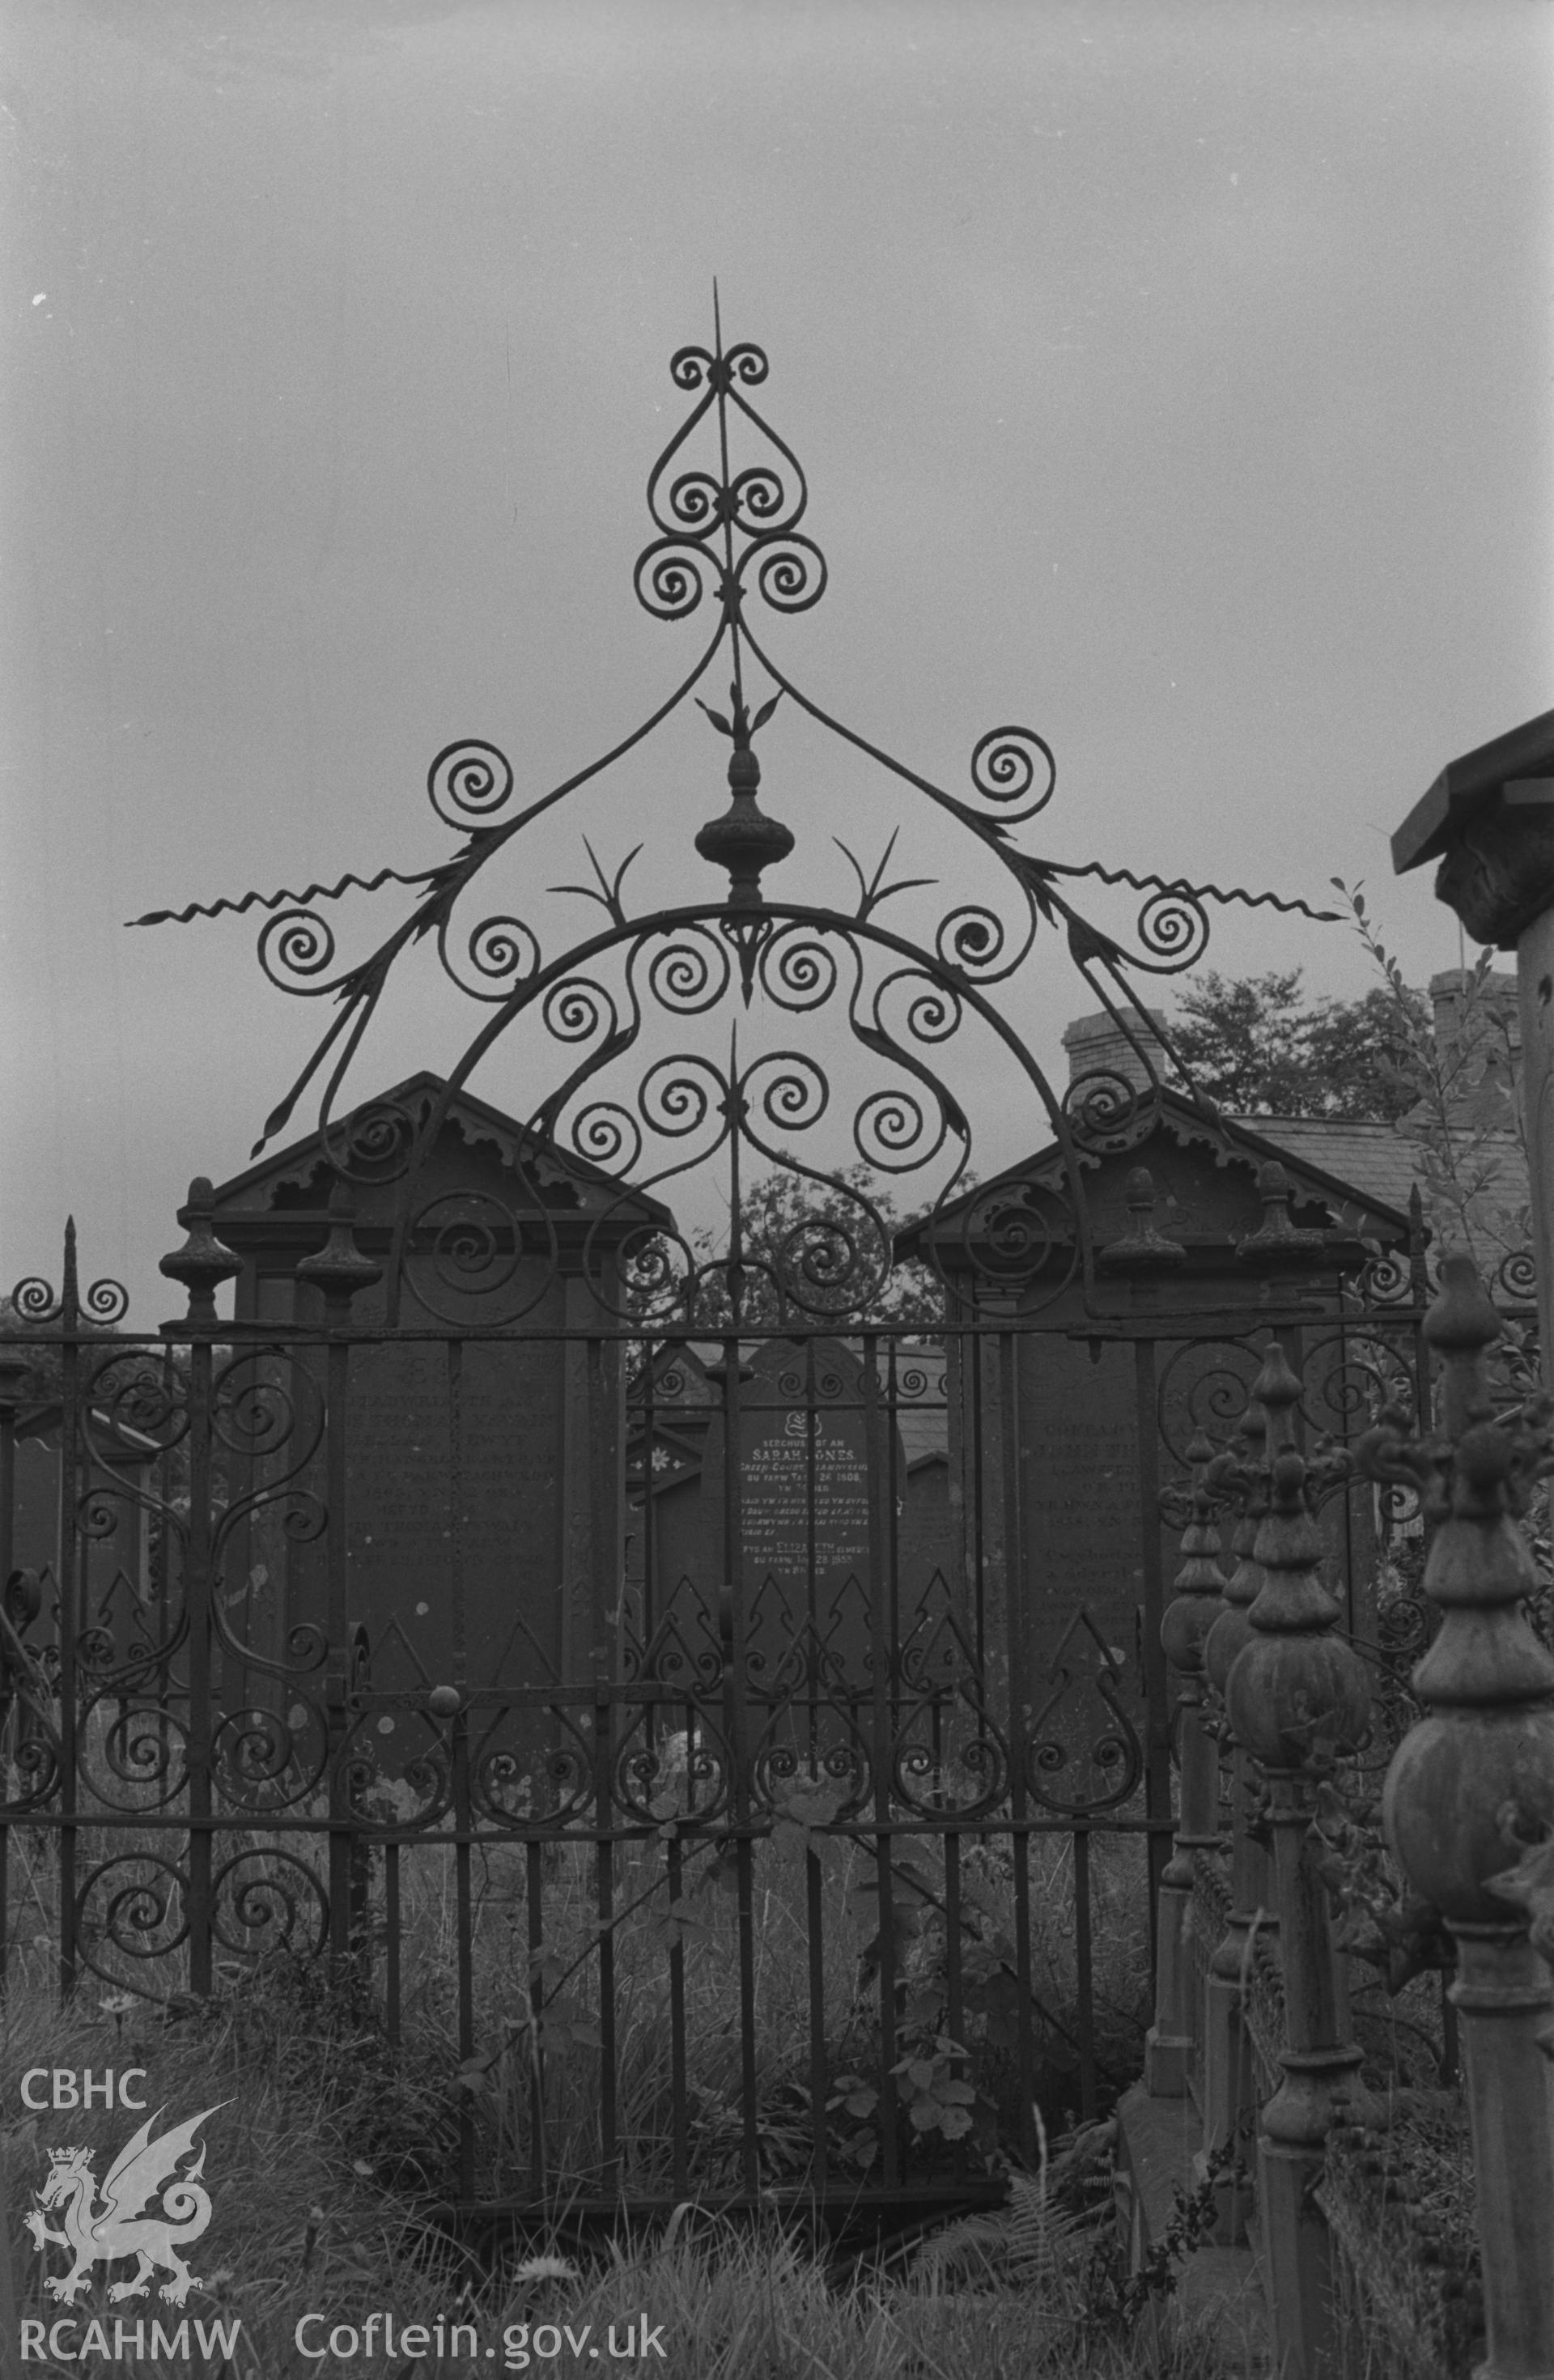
339 1335 567 1693
205 1072 673 1710
1023 1344 1142 1676
627 1337 944 1693
906 1076 1417 1731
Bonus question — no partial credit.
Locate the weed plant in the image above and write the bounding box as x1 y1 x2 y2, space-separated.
0 1975 1245 2378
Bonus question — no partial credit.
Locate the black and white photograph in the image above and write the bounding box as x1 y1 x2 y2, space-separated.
1 5 1551 2372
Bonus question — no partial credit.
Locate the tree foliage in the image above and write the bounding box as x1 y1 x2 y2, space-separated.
667 1162 947 1329
1334 878 1526 1268
1170 967 1426 1122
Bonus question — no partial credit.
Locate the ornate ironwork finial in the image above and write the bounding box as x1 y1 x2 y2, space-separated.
159 1177 241 1330
694 682 794 912
295 1179 383 1323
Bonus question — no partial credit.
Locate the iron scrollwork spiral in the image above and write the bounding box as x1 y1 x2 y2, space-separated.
968 725 1056 827
427 738 518 831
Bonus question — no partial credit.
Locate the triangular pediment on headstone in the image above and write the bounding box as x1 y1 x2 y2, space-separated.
897 1084 1414 1294
209 1070 674 1227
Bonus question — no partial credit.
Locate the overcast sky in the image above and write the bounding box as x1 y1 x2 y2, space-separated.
2 0 1551 1324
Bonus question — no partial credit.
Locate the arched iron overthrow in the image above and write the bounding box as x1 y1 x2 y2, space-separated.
133 315 1340 1323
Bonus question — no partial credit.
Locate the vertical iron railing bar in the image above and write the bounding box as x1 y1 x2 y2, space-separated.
1133 1337 1170 1972
804 1338 818 1769
1074 1822 1096 2119
666 1827 689 2198
384 1840 401 2046
325 1332 355 1964
805 1824 827 2199
715 1311 760 2199
999 1320 1038 2167
180 1332 214 2000
641 1349 657 1690
968 1328 986 1685
592 1787 620 2195
452 1715 476 2199
57 1236 81 2000
590 1338 622 2200
886 1341 902 1728
862 1326 899 2190
525 1838 546 2202
943 1826 965 2097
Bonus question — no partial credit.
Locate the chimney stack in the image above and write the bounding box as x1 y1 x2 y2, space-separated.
1062 1007 1170 1090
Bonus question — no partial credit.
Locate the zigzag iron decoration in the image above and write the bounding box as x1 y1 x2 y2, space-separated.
130 304 1340 1326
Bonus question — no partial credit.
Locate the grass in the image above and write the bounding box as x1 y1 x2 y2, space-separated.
6 1712 1157 2203
0 1977 1256 2380
3 1718 1473 2377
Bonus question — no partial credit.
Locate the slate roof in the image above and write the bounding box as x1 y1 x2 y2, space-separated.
899 1085 1416 1260
1228 1116 1425 1217
1239 1114 1527 1231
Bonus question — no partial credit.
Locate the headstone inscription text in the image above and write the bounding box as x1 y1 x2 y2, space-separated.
1022 1341 1143 1687
342 1334 565 1694
740 1405 872 1583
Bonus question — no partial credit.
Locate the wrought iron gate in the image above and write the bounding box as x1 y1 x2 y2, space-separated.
0 318 1394 2236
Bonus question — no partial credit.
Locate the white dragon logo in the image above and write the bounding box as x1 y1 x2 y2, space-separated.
24 2104 227 2307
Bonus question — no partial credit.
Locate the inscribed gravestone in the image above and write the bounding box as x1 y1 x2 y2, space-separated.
637 1340 919 1689
342 1334 566 1694
1020 1338 1143 1681
206 1073 672 1713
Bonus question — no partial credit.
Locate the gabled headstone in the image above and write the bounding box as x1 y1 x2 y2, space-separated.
901 1085 1416 1728
206 1073 673 1705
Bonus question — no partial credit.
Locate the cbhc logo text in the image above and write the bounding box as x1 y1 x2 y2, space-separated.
20 2072 147 2110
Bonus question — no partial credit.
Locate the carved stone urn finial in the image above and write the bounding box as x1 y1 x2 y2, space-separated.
1098 1166 1187 1276
159 1177 242 1330
295 1179 384 1324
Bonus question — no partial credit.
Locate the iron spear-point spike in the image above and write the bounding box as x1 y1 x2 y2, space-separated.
62 1218 79 1315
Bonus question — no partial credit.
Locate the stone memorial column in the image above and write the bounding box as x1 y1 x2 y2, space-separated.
1391 708 1554 1375
1361 1255 1554 2380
